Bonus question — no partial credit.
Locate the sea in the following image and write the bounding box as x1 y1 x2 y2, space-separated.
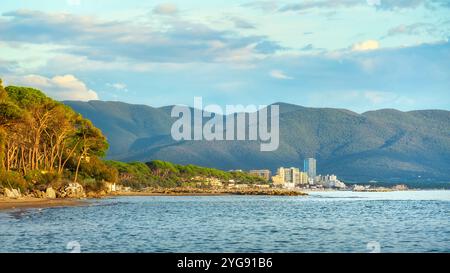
0 190 449 253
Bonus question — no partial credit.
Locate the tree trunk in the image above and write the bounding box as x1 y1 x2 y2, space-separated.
74 151 83 183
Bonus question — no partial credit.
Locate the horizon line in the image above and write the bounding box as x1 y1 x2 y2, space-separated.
62 99 450 115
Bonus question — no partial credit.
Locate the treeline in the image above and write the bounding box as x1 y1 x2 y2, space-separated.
0 79 267 194
107 160 268 189
0 79 117 191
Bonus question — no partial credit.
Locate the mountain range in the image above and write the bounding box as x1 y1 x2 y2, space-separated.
64 101 450 183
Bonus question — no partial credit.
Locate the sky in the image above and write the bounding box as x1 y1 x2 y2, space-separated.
0 0 449 113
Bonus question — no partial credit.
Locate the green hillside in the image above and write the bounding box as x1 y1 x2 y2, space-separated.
64 101 450 183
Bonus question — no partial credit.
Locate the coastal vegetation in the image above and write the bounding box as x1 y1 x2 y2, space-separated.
0 79 116 194
106 160 267 189
0 79 269 198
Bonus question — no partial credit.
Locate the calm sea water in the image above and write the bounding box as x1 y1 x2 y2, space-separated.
0 190 449 253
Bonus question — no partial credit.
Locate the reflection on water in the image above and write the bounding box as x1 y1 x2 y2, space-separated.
0 190 449 253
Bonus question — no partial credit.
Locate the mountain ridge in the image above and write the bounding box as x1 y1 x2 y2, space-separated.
64 100 450 183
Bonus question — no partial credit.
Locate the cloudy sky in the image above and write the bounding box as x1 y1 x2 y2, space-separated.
0 0 449 112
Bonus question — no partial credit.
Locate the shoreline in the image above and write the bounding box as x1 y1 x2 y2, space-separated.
0 197 87 211
0 188 307 211
1 188 447 211
110 192 229 197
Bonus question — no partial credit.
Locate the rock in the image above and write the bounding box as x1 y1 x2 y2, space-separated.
63 183 86 198
4 188 22 199
104 182 117 193
33 190 45 198
56 190 66 198
352 185 368 192
86 192 98 198
46 187 57 199
393 184 409 191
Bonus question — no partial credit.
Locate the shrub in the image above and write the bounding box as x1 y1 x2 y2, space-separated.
0 171 29 192
79 178 106 192
24 170 60 188
79 156 118 183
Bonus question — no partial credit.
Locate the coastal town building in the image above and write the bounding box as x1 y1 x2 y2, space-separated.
271 174 285 186
283 182 296 190
317 175 346 189
249 169 272 181
299 172 309 185
272 167 302 188
257 158 344 190
279 167 301 183
304 158 317 179
191 176 223 187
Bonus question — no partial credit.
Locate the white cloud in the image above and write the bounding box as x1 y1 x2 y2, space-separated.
352 40 380 51
5 74 98 101
153 3 178 15
108 82 128 92
0 10 282 65
270 69 293 80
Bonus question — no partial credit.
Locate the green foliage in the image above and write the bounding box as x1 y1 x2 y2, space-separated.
147 160 179 176
78 156 118 183
0 171 29 192
0 100 24 126
106 161 151 177
79 178 106 192
106 160 160 189
74 117 109 158
144 160 266 188
24 170 60 187
0 79 7 101
0 83 113 194
5 86 50 109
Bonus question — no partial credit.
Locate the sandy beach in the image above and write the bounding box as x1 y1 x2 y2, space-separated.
0 197 87 211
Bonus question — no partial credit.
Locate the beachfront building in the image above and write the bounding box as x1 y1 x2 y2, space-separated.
318 174 347 189
304 158 317 179
299 172 309 185
281 167 300 183
249 169 272 181
272 167 301 188
271 173 285 187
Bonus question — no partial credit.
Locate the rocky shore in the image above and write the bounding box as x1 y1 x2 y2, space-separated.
0 186 308 211
113 187 308 197
352 184 409 192
0 181 113 210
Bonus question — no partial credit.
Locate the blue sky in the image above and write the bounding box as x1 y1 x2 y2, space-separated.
0 0 449 112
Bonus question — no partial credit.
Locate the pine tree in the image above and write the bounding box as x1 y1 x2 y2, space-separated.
0 79 7 101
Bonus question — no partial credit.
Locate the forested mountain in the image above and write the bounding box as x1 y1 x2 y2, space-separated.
65 100 450 183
